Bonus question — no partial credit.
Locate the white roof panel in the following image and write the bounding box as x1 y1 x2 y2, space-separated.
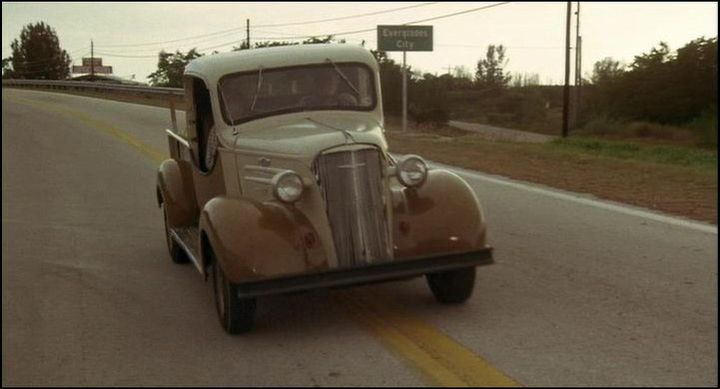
185 44 378 85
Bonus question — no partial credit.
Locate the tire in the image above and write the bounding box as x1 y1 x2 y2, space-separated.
211 256 256 334
162 204 189 264
426 267 476 304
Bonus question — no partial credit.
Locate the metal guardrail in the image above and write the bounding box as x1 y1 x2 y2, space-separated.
2 79 183 98
3 79 185 129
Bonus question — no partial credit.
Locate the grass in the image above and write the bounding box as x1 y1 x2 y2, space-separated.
384 116 717 223
686 108 718 148
386 114 717 170
547 137 717 170
575 117 700 144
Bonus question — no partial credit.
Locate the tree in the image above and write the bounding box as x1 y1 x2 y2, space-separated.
475 44 511 90
233 40 297 51
302 35 345 45
450 65 474 90
370 50 407 115
409 73 450 127
148 49 202 87
7 22 71 79
2 58 12 79
590 57 625 84
672 37 717 120
630 41 671 71
511 72 541 88
232 35 345 51
584 37 718 125
452 65 472 80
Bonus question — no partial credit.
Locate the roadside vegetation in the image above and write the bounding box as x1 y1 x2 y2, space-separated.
2 22 71 80
384 125 717 223
379 35 717 224
548 137 716 170
397 37 717 149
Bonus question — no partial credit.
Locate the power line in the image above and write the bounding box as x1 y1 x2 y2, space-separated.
97 2 507 53
96 28 246 53
322 37 563 50
251 28 318 39
97 27 246 49
96 2 438 49
94 51 159 59
97 30 314 55
95 29 246 54
175 2 512 54
93 2 511 60
253 2 438 28
243 2 510 40
400 1 509 25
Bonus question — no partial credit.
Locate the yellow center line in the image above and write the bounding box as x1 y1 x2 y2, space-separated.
7 92 521 387
337 290 519 387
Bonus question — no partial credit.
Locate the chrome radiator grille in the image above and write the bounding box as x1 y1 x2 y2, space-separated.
314 148 392 267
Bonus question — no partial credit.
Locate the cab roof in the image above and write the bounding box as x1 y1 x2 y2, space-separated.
184 44 379 85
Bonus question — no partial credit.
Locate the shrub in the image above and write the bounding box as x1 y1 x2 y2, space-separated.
687 107 718 148
577 116 697 144
413 108 450 128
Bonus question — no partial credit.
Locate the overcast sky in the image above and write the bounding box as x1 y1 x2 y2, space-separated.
2 2 717 84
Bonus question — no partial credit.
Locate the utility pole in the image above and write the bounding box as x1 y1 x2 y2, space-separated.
246 19 250 49
90 39 95 79
402 51 407 132
562 2 571 138
574 2 582 127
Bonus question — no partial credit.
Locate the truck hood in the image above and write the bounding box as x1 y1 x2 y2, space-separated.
229 111 388 160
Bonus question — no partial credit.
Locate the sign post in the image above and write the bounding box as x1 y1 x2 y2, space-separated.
377 25 433 132
402 51 407 133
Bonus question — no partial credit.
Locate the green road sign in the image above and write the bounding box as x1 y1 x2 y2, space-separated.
377 25 433 52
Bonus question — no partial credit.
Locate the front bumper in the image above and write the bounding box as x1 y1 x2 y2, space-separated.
234 247 493 298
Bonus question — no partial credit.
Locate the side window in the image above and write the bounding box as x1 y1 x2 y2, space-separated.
193 78 216 173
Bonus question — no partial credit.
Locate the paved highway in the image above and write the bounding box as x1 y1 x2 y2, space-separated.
3 89 717 386
448 120 556 143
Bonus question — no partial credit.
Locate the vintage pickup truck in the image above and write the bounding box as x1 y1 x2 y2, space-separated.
157 44 493 334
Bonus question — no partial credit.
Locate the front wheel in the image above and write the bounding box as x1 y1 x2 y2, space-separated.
426 267 476 304
211 257 256 334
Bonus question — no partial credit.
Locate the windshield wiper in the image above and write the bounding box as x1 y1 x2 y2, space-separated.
306 117 356 144
325 58 360 97
249 66 263 112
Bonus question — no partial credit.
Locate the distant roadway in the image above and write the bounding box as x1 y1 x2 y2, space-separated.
448 120 556 143
2 89 717 386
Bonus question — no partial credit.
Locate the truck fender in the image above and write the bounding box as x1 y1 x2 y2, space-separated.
391 169 488 259
199 197 328 283
156 159 198 228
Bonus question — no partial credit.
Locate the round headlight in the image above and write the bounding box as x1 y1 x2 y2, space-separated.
397 155 428 188
272 171 304 203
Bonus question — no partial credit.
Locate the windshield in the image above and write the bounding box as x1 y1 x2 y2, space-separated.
218 62 376 125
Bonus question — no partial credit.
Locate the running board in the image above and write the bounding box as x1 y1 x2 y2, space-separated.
169 226 203 274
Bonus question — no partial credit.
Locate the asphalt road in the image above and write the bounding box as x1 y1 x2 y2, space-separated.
448 120 556 143
3 89 717 386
